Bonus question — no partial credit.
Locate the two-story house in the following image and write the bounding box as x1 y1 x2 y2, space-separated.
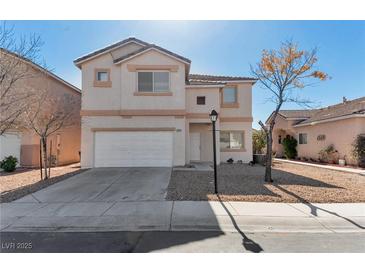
74 38 256 168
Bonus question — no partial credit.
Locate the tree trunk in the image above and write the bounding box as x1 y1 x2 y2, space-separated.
41 137 48 179
264 128 273 182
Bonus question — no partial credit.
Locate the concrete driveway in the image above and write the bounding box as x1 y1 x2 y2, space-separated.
16 167 172 203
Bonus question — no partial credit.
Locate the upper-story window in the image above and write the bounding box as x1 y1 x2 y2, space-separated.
97 71 108 81
94 68 111 87
223 87 237 104
137 71 170 92
197 96 206 105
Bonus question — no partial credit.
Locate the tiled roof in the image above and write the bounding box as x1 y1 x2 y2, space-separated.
74 37 149 64
113 44 191 64
278 109 318 119
188 74 257 82
274 96 365 125
297 96 365 125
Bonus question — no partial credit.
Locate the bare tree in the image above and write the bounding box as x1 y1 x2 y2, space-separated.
251 41 328 182
0 22 43 134
24 74 79 179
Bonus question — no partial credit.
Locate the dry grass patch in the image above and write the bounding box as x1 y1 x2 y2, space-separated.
166 161 365 203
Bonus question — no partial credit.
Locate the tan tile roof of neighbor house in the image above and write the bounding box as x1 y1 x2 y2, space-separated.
278 109 318 119
296 96 365 125
270 96 365 126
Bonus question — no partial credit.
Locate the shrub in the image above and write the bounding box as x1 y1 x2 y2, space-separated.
0 156 18 172
318 144 339 164
282 136 298 159
352 134 365 167
252 129 266 154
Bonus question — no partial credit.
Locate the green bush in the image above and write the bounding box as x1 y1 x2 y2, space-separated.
282 136 297 159
0 156 18 172
252 129 266 154
352 134 365 167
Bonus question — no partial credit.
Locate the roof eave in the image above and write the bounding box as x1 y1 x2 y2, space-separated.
113 47 191 66
73 39 148 68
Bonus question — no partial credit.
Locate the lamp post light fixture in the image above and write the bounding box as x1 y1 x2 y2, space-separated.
209 109 218 194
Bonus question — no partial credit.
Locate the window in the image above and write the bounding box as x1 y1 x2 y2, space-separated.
137 71 169 92
94 69 111 87
223 87 237 103
97 71 108 82
317 134 326 141
278 135 282 144
299 133 307 144
197 96 206 105
220 131 244 150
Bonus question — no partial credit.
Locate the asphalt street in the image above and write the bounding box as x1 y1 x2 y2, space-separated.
1 231 364 253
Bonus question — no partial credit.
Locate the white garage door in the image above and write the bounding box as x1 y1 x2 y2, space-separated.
94 131 173 167
0 133 21 164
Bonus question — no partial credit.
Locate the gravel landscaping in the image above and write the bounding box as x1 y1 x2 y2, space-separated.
0 163 87 202
166 161 365 203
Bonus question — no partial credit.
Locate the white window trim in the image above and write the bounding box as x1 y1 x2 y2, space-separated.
137 70 171 92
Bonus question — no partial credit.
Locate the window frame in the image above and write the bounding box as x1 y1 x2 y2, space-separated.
299 133 308 144
196 96 206 105
221 86 238 107
137 70 170 93
94 68 112 87
220 131 245 151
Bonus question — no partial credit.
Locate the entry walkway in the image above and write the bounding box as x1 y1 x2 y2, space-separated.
1 201 364 233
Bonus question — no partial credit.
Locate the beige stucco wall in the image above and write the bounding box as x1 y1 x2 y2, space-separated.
119 51 186 110
220 83 253 118
81 116 185 167
295 117 365 165
186 87 220 114
272 115 365 165
81 49 186 111
220 121 253 163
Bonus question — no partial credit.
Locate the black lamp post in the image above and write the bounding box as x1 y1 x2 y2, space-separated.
209 109 218 194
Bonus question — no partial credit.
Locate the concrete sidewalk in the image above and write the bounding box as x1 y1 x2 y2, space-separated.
1 201 364 233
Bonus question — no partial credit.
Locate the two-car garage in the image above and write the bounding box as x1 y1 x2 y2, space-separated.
94 131 174 167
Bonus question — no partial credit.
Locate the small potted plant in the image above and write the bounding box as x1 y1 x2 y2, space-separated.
339 155 346 166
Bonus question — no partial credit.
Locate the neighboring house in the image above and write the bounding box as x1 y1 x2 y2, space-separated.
267 96 365 165
74 37 256 168
0 49 81 167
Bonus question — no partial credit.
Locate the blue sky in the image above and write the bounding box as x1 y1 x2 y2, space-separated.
6 21 365 128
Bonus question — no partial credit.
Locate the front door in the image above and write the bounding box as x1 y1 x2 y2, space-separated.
190 132 201 161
